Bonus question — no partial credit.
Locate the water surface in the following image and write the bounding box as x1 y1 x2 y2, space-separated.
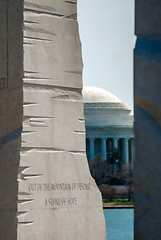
104 209 134 240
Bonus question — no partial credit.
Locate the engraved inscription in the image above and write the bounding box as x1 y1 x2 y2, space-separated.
45 197 77 206
27 182 91 207
28 182 91 192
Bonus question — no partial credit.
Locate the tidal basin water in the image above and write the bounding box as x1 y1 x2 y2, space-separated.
104 209 134 240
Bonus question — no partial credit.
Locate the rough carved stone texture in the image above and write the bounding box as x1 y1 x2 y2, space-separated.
18 1 106 239
0 0 23 239
135 1 161 239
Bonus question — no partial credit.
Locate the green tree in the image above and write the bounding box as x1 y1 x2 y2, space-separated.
89 154 109 186
121 166 133 201
106 147 122 173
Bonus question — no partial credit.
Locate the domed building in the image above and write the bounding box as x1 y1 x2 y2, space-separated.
82 86 134 165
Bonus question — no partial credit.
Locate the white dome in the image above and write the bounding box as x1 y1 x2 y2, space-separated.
82 86 122 103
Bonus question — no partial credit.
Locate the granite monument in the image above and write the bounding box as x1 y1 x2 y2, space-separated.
0 0 106 239
134 0 161 239
18 0 106 240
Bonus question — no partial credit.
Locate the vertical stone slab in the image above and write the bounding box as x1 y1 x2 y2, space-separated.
18 1 106 240
0 0 23 239
0 0 7 88
8 0 23 88
135 1 161 239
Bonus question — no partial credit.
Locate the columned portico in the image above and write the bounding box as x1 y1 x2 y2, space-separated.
87 136 134 164
83 86 134 165
101 138 107 160
123 138 129 165
89 138 95 160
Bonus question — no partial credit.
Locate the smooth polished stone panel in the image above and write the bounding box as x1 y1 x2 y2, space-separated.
0 1 23 239
134 110 161 239
135 37 161 119
135 1 161 239
0 1 7 88
136 0 161 35
18 1 106 240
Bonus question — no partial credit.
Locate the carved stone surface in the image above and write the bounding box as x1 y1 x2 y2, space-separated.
18 1 106 239
135 1 161 239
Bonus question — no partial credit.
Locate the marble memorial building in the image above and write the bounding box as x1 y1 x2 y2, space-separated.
83 87 134 165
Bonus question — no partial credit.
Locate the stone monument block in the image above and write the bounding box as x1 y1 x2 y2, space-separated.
0 1 7 88
135 0 161 239
17 1 106 239
0 1 23 239
136 0 161 35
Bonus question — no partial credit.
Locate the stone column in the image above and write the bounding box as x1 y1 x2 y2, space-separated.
123 138 129 165
101 138 107 160
130 138 134 166
89 138 95 160
113 138 118 149
112 138 118 172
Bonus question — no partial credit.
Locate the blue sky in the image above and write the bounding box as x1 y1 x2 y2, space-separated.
77 0 135 112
